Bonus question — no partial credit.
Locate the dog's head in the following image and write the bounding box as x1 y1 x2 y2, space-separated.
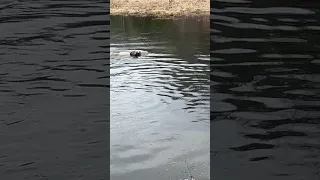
130 51 141 57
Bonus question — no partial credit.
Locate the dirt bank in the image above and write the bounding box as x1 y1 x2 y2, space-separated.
110 0 210 18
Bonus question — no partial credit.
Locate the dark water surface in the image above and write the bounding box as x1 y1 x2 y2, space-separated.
211 0 320 179
0 1 109 179
110 16 210 179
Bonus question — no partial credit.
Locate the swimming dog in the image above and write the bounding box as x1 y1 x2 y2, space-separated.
129 50 142 57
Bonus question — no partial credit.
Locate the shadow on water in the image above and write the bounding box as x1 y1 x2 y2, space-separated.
211 0 320 179
110 16 210 179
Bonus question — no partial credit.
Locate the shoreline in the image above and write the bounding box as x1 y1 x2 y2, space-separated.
110 0 209 18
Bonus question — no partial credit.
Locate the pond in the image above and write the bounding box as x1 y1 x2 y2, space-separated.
0 1 108 179
211 0 320 179
110 16 210 180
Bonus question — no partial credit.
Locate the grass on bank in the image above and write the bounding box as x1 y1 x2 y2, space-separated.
110 0 210 17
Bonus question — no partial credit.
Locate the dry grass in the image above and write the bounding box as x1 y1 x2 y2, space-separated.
111 0 210 18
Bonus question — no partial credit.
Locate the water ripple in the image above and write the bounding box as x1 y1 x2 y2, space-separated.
211 0 320 179
111 16 210 179
0 1 109 179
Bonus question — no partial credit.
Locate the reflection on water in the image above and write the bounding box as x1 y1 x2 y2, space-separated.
111 16 210 180
211 0 320 179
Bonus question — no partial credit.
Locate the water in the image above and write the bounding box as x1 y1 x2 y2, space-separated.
211 0 320 179
110 16 210 179
0 1 109 179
